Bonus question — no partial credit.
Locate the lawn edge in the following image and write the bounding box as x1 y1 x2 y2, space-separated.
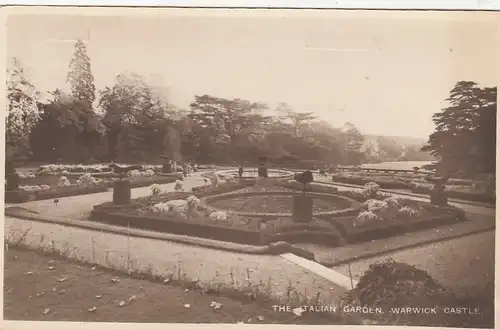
4 207 315 259
319 225 495 267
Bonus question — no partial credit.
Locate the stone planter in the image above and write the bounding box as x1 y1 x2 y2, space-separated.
113 180 131 205
292 195 313 223
430 184 448 206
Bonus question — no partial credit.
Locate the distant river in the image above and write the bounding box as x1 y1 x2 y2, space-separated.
360 161 434 171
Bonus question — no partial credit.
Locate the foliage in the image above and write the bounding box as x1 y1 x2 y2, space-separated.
5 58 41 161
422 81 497 175
67 40 96 107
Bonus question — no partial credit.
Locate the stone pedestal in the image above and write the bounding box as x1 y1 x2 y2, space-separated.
162 162 173 173
292 195 313 223
113 180 131 205
258 166 268 178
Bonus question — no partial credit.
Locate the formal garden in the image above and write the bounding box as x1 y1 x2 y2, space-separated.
4 36 495 327
85 166 466 249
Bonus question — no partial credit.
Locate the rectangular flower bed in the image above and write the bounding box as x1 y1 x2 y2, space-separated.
5 183 109 203
90 180 263 245
330 204 466 244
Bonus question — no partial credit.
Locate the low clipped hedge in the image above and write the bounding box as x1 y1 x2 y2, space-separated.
411 185 495 204
123 174 182 189
5 183 109 203
89 209 263 245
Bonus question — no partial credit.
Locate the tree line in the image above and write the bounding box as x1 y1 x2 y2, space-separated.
6 40 494 174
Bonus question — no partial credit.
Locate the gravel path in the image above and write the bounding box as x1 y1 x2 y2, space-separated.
5 216 346 305
332 230 495 295
10 174 210 220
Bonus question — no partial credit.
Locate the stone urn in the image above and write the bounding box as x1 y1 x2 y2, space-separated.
292 170 314 223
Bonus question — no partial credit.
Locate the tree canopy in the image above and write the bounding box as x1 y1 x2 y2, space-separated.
422 81 497 175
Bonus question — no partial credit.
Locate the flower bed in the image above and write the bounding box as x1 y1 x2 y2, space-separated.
89 179 465 248
7 171 182 203
331 203 465 244
331 172 495 203
5 183 109 203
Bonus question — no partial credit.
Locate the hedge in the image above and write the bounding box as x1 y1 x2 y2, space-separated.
332 174 412 189
5 183 109 203
90 210 263 245
411 185 495 204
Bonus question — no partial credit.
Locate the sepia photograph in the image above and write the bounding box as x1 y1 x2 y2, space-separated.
3 6 498 328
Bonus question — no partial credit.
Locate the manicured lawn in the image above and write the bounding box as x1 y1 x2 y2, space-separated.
4 247 347 324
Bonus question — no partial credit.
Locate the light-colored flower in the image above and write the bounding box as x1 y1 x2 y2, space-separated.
174 180 184 192
150 183 162 196
209 210 228 222
58 176 71 188
354 211 380 227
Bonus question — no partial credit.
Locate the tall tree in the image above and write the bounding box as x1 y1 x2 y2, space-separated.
5 57 41 161
67 40 96 107
342 122 365 165
422 81 497 174
99 73 173 162
189 95 270 161
276 102 317 136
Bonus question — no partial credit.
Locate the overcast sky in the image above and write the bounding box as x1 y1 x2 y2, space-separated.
6 9 499 139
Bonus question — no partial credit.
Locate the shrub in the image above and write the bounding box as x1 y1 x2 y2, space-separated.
150 183 162 196
174 179 184 192
58 176 71 188
362 182 380 198
342 259 456 326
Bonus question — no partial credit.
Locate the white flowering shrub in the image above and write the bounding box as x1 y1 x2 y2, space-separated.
18 172 36 179
362 182 381 198
151 200 187 214
174 180 184 192
211 172 220 187
354 211 381 227
20 185 41 191
186 195 200 212
76 173 97 185
40 184 50 190
397 206 422 219
144 169 155 177
150 183 162 196
58 176 71 188
127 169 142 177
209 210 228 222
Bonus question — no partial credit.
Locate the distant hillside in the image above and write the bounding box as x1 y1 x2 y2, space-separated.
363 134 427 147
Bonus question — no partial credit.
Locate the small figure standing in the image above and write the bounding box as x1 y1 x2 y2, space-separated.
238 165 244 178
182 163 189 178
